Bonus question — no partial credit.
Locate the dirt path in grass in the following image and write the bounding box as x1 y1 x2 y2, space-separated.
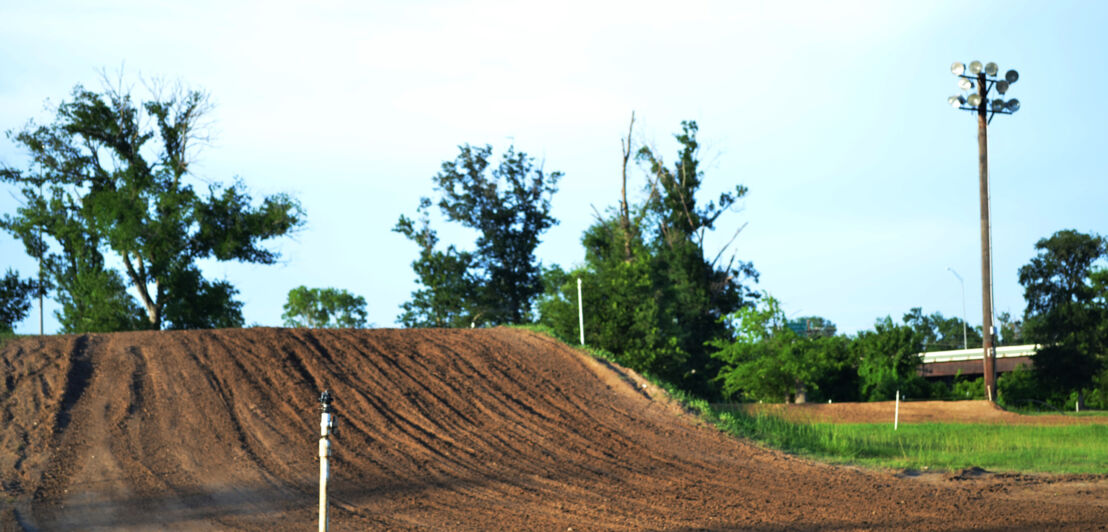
2 327 1107 530
743 399 1108 425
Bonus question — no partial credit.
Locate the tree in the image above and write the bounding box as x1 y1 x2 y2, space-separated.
1018 229 1108 407
395 145 560 327
637 122 758 356
0 269 37 333
902 307 982 351
852 317 927 401
639 122 759 394
711 295 851 403
1 82 304 332
538 223 682 379
393 198 478 328
282 286 368 328
536 117 665 370
997 311 1024 346
538 119 758 395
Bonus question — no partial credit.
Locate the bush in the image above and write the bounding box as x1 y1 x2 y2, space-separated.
952 376 987 400
998 365 1057 409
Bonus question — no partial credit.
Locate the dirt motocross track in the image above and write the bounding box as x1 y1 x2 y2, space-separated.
2 328 1107 530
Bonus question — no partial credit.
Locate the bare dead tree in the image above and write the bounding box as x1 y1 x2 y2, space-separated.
619 112 635 261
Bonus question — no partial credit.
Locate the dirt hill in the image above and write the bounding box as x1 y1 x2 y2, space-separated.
2 327 1106 530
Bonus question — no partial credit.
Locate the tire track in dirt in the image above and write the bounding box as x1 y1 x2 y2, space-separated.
51 335 93 437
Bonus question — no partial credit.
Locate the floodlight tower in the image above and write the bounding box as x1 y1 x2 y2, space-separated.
947 60 1020 402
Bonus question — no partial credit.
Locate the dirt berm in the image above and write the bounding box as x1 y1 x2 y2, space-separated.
2 327 1106 530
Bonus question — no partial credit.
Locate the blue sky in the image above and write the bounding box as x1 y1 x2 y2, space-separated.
2 1 1106 336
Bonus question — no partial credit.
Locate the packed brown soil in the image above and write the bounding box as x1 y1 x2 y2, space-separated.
744 400 1108 425
1 327 1106 530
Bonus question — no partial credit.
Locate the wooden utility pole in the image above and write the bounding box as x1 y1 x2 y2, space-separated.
975 72 997 401
949 60 1019 402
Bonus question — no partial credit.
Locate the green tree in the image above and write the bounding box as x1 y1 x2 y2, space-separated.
538 219 683 379
1018 229 1108 408
393 198 478 327
711 296 851 403
0 82 304 332
902 307 982 350
538 119 758 395
282 286 368 328
997 311 1025 346
0 269 37 333
636 121 758 394
395 144 560 327
852 316 927 401
997 365 1048 407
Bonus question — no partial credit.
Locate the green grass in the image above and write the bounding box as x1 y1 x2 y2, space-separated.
702 403 1108 474
641 379 1108 474
1005 405 1108 417
0 331 19 349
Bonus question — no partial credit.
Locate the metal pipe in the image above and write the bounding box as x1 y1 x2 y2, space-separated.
319 390 334 532
894 390 900 431
577 278 585 346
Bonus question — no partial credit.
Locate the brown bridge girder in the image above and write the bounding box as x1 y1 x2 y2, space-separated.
919 356 1033 378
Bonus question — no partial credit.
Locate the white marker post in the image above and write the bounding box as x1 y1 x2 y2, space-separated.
894 389 900 431
576 278 585 346
319 390 336 532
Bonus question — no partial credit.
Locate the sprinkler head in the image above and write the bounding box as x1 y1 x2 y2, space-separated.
320 389 334 412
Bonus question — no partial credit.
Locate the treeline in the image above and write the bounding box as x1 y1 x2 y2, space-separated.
395 113 1108 409
3 81 1106 411
709 297 1020 404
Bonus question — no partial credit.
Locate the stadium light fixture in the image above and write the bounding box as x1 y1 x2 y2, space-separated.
949 60 1020 122
946 60 1022 403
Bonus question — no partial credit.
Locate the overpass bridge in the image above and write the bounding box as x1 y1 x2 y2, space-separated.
918 344 1038 378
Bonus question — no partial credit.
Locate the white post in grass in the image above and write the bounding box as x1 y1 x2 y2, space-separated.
319 390 336 532
894 389 900 431
577 278 585 346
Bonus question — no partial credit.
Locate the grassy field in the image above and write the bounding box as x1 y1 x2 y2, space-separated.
700 402 1108 474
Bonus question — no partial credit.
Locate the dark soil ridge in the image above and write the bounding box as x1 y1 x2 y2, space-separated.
1 327 1106 530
